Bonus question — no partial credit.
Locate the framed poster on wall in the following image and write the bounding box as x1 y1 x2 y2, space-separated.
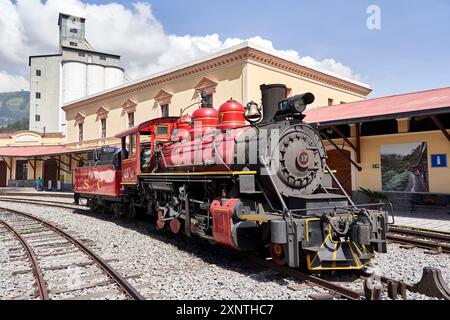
380 142 429 192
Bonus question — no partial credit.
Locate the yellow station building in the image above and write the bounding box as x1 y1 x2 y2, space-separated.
0 41 449 211
62 41 370 149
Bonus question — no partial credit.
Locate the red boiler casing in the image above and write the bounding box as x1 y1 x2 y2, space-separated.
190 107 219 136
74 165 123 197
160 126 249 171
218 99 245 130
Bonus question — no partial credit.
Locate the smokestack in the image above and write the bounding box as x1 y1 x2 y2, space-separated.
260 84 286 122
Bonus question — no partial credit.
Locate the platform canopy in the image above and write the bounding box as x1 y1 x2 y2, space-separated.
303 86 450 171
304 86 450 126
0 145 93 157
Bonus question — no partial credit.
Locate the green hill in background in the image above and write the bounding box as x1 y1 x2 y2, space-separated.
0 91 30 131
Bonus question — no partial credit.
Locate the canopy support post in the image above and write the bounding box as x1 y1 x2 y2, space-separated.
430 115 450 143
355 123 361 163
320 131 362 171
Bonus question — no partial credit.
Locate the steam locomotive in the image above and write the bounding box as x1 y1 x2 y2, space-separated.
74 84 388 271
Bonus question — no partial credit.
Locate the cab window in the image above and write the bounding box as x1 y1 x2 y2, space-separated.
155 125 169 137
121 137 129 160
130 133 136 158
139 133 152 173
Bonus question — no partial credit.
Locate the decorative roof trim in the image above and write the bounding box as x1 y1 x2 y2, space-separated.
75 112 86 124
11 131 41 138
63 46 371 111
194 77 218 96
96 106 109 120
154 88 173 106
122 99 137 113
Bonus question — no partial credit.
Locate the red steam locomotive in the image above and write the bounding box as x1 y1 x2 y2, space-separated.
74 84 388 271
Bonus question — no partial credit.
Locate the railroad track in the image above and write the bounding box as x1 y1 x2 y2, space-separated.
0 206 144 300
0 197 365 300
0 192 73 198
0 196 84 211
246 254 363 300
245 249 450 300
387 226 450 254
1 197 447 300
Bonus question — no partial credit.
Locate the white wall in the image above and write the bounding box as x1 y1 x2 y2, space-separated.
29 55 62 133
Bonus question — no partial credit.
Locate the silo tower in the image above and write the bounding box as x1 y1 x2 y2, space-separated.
28 13 125 133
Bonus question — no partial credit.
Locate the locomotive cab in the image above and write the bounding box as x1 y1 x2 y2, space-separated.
115 117 178 183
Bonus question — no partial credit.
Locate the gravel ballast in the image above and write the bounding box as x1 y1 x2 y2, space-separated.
0 200 449 300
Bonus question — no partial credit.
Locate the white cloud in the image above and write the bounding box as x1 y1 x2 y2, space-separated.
0 0 361 92
0 70 29 92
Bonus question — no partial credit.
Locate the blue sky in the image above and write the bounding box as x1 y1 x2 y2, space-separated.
1 0 449 97
84 0 450 98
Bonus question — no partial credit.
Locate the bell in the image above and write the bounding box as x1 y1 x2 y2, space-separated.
244 101 262 123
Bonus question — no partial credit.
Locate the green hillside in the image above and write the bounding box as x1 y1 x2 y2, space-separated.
0 91 30 130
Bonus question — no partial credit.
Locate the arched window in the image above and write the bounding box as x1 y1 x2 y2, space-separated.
154 89 172 117
161 104 169 117
96 106 109 139
78 123 83 142
101 119 107 138
128 112 134 128
122 99 137 128
194 77 218 107
75 112 86 142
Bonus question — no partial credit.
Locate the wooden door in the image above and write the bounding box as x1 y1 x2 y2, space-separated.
0 161 7 187
43 159 58 190
326 149 352 196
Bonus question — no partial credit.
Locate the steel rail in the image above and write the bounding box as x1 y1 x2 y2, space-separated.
387 234 450 253
0 196 75 206
0 206 144 300
388 226 450 242
0 198 82 211
245 254 362 300
0 192 73 199
387 226 450 253
1 198 367 299
0 219 49 300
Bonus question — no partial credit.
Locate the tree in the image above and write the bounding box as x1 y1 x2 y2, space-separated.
0 118 29 131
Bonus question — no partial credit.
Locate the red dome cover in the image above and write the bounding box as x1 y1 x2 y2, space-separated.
175 115 192 139
191 107 219 135
218 99 245 130
176 115 192 130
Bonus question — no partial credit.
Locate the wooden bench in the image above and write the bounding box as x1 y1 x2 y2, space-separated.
410 194 450 214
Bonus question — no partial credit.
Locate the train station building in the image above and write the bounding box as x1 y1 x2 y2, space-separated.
0 41 371 190
0 130 88 189
0 41 449 211
305 87 450 211
61 41 371 149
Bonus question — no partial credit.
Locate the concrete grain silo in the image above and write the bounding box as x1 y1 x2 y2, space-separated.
28 13 126 133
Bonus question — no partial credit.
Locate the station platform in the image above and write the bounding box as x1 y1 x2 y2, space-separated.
0 187 74 198
393 209 450 234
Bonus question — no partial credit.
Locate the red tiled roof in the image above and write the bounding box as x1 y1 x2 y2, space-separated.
0 145 93 157
304 86 450 125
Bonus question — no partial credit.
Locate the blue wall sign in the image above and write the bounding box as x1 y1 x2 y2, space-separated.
431 154 447 167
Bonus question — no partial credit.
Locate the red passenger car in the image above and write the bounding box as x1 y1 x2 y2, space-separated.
73 146 124 207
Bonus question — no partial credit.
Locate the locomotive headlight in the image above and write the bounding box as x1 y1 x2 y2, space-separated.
275 92 315 118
